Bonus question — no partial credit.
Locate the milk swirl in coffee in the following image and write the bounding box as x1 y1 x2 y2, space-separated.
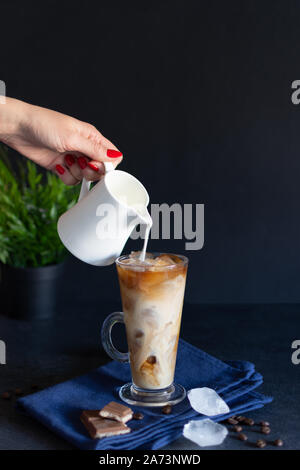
116 252 188 390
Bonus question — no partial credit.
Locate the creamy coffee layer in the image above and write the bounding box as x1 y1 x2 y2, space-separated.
117 252 188 390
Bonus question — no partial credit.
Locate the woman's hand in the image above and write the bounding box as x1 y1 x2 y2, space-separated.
0 98 123 185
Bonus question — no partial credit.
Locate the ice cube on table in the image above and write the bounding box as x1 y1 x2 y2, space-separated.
187 387 230 416
183 419 228 447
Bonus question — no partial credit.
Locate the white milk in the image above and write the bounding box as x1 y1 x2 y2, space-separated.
117 196 152 262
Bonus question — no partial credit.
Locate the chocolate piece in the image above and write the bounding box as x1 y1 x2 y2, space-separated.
133 412 144 420
14 389 23 396
81 410 102 422
162 405 172 414
238 433 248 441
274 439 283 447
1 392 11 400
99 401 133 423
135 330 144 339
256 439 267 448
31 384 39 391
80 412 130 439
146 355 156 364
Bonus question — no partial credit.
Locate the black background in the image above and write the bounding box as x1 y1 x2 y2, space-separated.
1 0 300 303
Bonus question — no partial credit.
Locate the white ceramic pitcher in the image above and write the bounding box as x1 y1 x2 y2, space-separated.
57 162 151 266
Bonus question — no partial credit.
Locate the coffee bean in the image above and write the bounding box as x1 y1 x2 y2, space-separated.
259 421 270 427
162 405 172 414
31 384 39 391
227 417 238 425
244 418 255 426
236 416 245 422
14 389 23 396
261 426 271 435
234 425 243 432
256 439 267 448
1 392 11 400
274 439 283 447
238 433 248 441
133 412 144 420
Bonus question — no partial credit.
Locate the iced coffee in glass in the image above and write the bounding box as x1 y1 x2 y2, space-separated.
101 252 188 407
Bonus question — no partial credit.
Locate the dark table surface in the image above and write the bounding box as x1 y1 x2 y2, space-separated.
0 302 299 450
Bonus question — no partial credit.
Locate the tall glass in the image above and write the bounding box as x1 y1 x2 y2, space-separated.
101 253 188 407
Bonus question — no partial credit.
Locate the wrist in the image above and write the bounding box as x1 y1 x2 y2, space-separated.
0 98 28 144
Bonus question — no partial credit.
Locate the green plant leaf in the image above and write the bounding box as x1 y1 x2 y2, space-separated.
0 145 78 267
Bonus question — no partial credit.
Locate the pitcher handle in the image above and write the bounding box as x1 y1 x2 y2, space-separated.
101 312 129 363
78 162 115 201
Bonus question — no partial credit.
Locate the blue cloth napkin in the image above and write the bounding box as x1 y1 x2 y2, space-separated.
18 340 272 450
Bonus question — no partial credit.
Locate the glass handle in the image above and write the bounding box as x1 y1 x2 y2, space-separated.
101 312 129 363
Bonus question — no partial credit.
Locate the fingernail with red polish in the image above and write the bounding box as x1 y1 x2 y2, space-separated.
107 149 123 158
56 164 65 175
87 162 99 172
65 154 75 166
78 156 87 169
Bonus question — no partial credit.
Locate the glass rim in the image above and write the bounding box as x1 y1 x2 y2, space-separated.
115 252 189 270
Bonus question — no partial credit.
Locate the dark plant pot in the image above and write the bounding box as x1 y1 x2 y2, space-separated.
0 261 65 320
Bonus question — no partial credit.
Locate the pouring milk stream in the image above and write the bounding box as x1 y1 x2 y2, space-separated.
57 162 152 265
